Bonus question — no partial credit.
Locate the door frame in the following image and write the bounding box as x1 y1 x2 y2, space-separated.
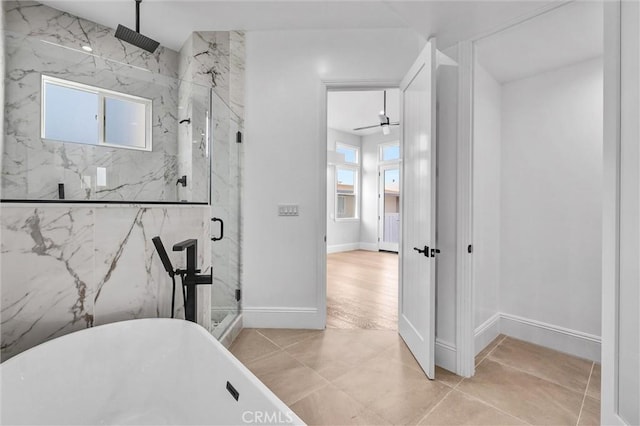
378 162 401 252
602 0 637 423
318 80 401 331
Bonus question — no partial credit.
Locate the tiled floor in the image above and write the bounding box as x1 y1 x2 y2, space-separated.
230 330 601 425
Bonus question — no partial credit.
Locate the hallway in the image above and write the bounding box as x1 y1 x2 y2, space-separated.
327 250 397 330
230 330 601 425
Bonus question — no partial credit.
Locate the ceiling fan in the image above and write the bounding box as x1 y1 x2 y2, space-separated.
353 90 399 135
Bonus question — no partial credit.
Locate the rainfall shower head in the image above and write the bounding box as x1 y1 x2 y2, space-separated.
115 0 159 54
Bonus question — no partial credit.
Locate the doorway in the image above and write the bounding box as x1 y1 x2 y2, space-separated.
325 89 400 330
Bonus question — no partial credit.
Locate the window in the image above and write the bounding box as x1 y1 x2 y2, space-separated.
380 141 400 162
41 75 152 151
334 143 359 219
336 143 358 164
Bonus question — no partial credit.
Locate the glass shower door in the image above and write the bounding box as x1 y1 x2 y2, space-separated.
210 90 242 339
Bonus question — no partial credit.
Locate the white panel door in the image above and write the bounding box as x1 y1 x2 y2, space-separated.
398 39 437 379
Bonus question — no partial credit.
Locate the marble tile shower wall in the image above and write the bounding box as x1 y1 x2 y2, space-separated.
0 204 211 361
0 3 245 359
2 1 189 202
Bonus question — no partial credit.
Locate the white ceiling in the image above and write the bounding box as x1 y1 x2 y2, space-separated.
328 89 399 136
476 1 603 83
39 0 558 52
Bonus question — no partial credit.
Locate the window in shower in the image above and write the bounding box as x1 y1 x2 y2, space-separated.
41 75 152 151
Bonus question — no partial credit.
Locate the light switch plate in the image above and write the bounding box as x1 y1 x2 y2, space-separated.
278 204 299 216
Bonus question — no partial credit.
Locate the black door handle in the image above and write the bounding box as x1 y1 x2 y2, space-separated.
211 217 224 241
430 248 441 257
413 246 429 257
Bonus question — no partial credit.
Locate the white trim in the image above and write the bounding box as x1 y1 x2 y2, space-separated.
474 313 501 356
359 242 379 252
435 339 457 373
242 307 323 329
500 313 601 362
327 243 361 254
472 312 603 362
455 40 475 378
601 1 624 424
324 242 380 253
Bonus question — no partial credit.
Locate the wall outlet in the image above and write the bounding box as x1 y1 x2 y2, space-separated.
278 204 299 216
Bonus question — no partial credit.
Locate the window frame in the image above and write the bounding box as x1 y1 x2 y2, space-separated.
41 75 153 152
336 142 359 165
334 142 360 221
379 140 400 163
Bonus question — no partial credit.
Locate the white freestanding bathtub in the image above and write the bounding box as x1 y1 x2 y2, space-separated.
0 319 303 425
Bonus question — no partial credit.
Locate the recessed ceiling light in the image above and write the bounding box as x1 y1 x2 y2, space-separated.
82 45 93 52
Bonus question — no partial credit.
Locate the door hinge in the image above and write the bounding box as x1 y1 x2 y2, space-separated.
235 289 241 301
236 131 242 144
468 244 473 254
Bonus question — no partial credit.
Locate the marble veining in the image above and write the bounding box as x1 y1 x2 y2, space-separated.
2 1 212 203
0 204 210 360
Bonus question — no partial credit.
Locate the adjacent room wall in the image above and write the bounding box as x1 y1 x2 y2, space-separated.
499 57 603 360
243 28 425 328
326 128 362 253
472 63 502 351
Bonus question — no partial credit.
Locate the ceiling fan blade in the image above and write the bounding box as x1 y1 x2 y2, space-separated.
353 124 380 131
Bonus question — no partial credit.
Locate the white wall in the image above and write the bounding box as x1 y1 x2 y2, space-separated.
360 128 400 250
327 127 361 252
500 57 603 340
472 63 502 338
243 29 425 327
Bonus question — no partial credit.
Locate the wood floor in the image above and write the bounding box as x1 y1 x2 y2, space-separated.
326 250 398 330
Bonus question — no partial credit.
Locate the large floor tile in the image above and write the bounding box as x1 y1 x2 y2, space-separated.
587 363 601 400
457 359 584 425
256 328 322 349
290 384 389 425
285 329 396 381
436 366 464 388
488 337 593 394
578 396 600 426
333 355 450 424
245 351 328 405
229 329 280 364
419 390 526 425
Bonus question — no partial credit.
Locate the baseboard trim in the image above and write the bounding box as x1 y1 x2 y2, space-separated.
435 338 457 373
499 313 601 362
242 307 324 329
474 312 501 355
359 242 379 252
327 243 361 254
327 242 381 253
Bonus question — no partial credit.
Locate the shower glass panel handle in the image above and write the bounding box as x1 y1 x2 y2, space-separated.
211 217 224 241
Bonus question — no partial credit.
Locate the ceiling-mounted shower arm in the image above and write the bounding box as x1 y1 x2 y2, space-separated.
136 0 141 33
383 90 387 116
